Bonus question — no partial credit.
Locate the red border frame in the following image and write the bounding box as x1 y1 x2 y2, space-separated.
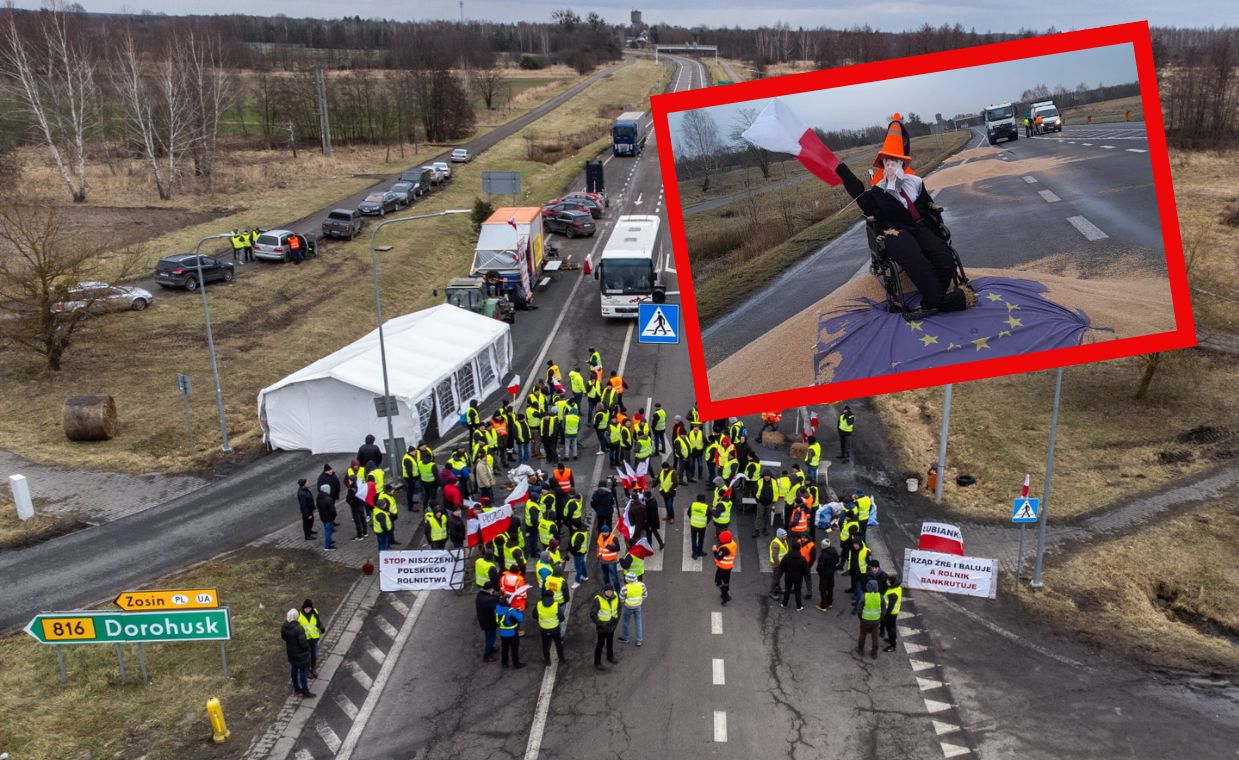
650 21 1195 420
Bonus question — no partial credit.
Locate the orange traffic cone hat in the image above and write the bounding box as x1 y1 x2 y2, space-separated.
873 112 912 166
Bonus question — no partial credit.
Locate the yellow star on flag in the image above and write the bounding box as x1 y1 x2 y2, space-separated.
986 292 1004 302
920 334 939 347
1005 315 1023 329
907 320 924 332
972 336 991 351
1006 302 1021 312
998 330 1012 338
947 342 961 351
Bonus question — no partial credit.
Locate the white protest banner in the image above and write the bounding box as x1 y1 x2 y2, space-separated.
379 550 465 591
917 522 965 556
902 548 998 599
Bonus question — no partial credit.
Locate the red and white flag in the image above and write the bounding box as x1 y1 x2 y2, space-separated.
801 409 819 442
507 216 519 230
617 500 637 540
506 375 521 396
1020 473 1031 499
467 503 513 547
504 479 530 508
633 459 649 491
628 536 655 559
742 99 842 187
918 521 965 556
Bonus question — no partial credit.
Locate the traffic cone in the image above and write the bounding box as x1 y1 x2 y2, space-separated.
582 257 592 276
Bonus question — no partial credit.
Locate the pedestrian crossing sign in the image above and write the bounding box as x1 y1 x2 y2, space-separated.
638 303 679 344
1011 497 1040 523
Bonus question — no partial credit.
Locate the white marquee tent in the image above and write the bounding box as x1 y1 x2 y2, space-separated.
258 304 512 454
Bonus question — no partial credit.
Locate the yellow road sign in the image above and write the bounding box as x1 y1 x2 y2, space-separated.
40 616 97 641
114 588 219 612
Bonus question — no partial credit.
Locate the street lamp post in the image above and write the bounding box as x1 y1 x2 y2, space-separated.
369 210 471 485
934 383 953 503
191 233 236 454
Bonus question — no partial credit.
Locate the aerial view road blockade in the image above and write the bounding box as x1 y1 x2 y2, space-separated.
0 4 1236 760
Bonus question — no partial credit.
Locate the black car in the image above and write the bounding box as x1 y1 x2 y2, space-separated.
544 199 602 219
544 210 596 238
359 191 401 216
390 182 417 207
153 254 235 291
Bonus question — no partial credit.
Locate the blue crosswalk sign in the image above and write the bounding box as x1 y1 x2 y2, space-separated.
1011 497 1040 523
638 303 679 344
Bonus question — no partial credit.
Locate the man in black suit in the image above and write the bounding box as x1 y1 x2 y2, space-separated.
837 119 975 313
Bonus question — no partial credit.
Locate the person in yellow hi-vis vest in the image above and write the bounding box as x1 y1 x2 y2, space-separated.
298 599 324 679
837 405 855 462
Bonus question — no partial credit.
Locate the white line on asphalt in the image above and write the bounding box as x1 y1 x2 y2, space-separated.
923 698 952 714
374 615 398 641
315 718 342 754
389 597 409 616
1022 176 1038 184
1066 215 1109 241
932 720 961 736
335 591 430 760
904 642 929 654
295 750 313 760
364 640 386 664
1100 145 1115 149
712 658 726 685
711 611 723 634
635 192 644 206
929 594 1085 667
909 658 934 672
897 625 922 638
1081 143 1093 146
346 660 373 690
916 677 946 690
713 711 728 742
334 692 359 720
1126 148 1147 153
1037 190 1061 203
941 742 971 758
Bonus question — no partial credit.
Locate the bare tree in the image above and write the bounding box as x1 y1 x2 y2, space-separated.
112 30 194 200
184 28 232 180
0 201 141 370
472 66 504 110
679 109 725 190
0 3 96 203
729 106 769 179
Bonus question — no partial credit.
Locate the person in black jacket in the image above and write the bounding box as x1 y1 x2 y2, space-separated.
591 481 616 527
816 535 840 611
476 583 501 662
836 118 975 313
296 479 316 540
357 434 383 470
644 490 664 550
316 484 338 551
447 507 468 550
317 463 341 501
779 544 808 611
282 609 315 698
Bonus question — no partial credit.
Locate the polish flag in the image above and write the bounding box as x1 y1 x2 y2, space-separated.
918 521 964 556
617 500 637 540
627 536 655 559
1020 473 1031 499
467 503 513 547
507 375 521 396
633 459 649 491
801 409 818 442
741 99 842 186
618 461 638 491
507 216 519 230
504 479 530 508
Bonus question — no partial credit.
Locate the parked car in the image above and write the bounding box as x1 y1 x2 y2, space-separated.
253 229 319 262
399 167 433 196
52 281 154 314
563 190 608 208
555 195 604 218
544 209 595 238
431 161 452 180
389 182 417 207
321 208 363 240
450 148 472 163
543 199 602 219
154 254 234 290
358 191 401 216
421 165 445 187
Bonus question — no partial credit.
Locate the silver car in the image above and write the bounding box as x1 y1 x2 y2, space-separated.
431 161 452 180
52 281 153 314
253 229 318 262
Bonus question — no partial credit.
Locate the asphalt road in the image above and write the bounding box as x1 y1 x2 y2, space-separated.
701 122 1163 366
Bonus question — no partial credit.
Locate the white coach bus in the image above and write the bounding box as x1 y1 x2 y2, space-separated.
595 215 664 318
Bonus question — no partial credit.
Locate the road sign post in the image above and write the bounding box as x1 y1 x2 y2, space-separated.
177 372 195 454
114 588 220 612
637 303 680 344
1031 368 1064 590
26 608 232 645
1011 496 1041 588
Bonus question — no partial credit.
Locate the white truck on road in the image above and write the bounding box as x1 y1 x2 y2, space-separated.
983 102 1018 144
1031 100 1063 134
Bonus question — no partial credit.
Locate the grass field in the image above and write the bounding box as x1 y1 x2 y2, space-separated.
0 547 354 760
0 58 669 473
689 129 971 325
1060 95 1144 125
1017 494 1238 672
0 498 83 551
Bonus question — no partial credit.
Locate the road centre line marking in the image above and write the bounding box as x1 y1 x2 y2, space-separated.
335 591 430 760
1022 176 1038 184
1081 143 1093 146
1037 190 1061 203
712 658 726 685
711 611 723 634
1100 145 1115 149
1126 148 1147 152
1067 215 1109 241
713 711 728 742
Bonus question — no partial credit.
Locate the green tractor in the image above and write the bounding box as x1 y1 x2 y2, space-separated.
444 277 515 323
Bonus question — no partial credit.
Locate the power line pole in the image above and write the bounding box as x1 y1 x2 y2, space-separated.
316 68 332 157
459 1 463 22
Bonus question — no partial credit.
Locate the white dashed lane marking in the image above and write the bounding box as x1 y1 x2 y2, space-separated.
1100 145 1115 149
1082 143 1093 146
1126 148 1147 153
712 658 726 685
1022 175 1038 183
711 611 722 634
1067 215 1109 241
1037 190 1061 203
713 710 728 742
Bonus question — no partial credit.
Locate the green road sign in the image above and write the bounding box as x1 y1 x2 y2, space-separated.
716 79 734 85
24 608 231 644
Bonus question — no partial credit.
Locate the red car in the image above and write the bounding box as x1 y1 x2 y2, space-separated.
543 198 602 219
564 191 608 208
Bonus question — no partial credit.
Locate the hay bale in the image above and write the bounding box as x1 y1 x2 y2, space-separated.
63 395 117 441
760 431 787 449
789 441 808 459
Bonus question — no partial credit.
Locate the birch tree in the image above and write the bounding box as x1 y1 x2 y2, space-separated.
184 29 231 180
113 29 193 200
0 3 96 203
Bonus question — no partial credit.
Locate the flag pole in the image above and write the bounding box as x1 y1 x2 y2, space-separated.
1030 368 1064 590
934 384 953 503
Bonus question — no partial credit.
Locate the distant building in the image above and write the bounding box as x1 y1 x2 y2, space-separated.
630 9 642 25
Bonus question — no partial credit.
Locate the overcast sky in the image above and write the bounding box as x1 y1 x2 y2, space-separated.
9 0 1238 30
667 43 1139 151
